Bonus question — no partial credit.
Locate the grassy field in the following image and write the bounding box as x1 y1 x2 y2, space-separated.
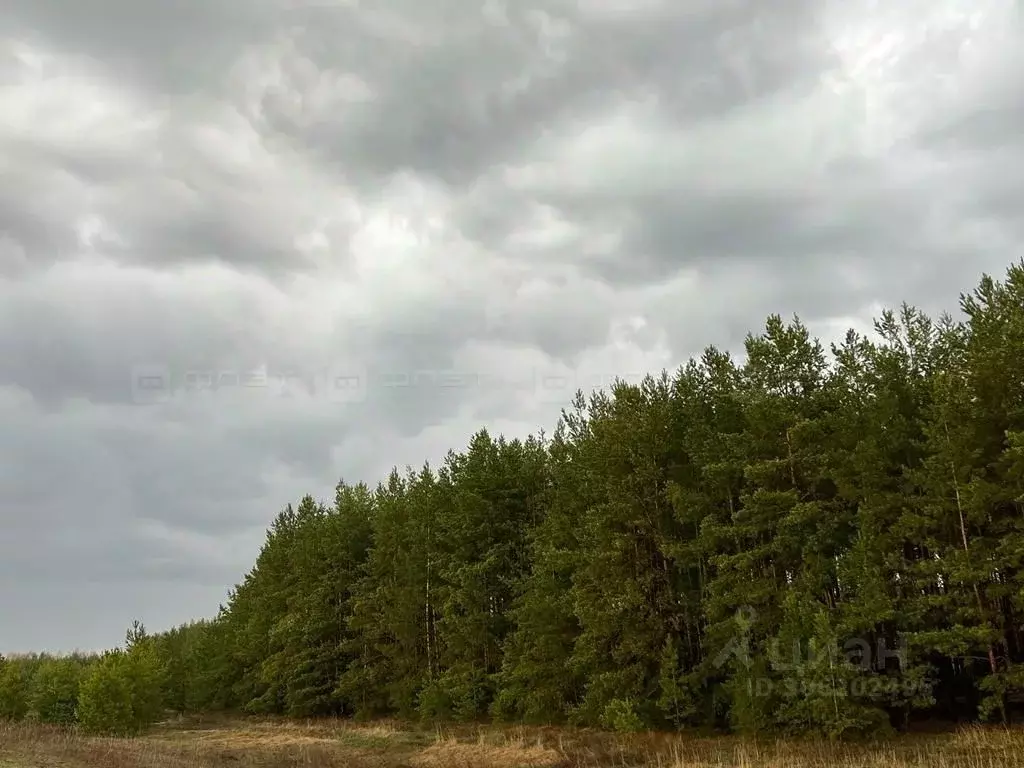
1 717 1023 768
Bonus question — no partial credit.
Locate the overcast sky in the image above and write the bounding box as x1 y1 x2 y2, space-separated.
2 0 1022 654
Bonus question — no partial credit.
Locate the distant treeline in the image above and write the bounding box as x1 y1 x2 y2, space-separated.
3 263 1024 738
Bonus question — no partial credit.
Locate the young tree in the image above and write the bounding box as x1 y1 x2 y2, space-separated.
495 400 590 722
77 651 136 735
0 656 30 721
28 655 85 725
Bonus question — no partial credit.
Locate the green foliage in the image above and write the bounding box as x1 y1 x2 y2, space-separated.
77 651 136 735
658 636 698 729
0 656 30 721
600 698 645 733
76 624 165 735
23 261 1024 739
416 665 491 722
28 656 85 725
125 638 165 731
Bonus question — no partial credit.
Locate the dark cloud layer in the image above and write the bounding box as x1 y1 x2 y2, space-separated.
1 0 1022 652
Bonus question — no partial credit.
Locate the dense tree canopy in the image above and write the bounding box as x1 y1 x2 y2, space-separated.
3 263 1023 737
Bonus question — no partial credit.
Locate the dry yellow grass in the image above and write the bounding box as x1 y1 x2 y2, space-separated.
0 717 1022 767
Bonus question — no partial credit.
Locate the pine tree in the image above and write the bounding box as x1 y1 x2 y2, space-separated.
495 400 589 722
420 431 548 720
77 651 136 735
43 260 1024 737
348 464 445 717
28 655 84 725
0 655 30 721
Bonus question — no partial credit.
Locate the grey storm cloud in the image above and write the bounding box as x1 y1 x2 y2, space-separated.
2 0 1023 652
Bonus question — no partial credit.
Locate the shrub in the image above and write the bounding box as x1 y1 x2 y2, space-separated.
29 657 85 725
601 698 645 733
77 651 136 735
0 657 30 721
77 644 163 736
